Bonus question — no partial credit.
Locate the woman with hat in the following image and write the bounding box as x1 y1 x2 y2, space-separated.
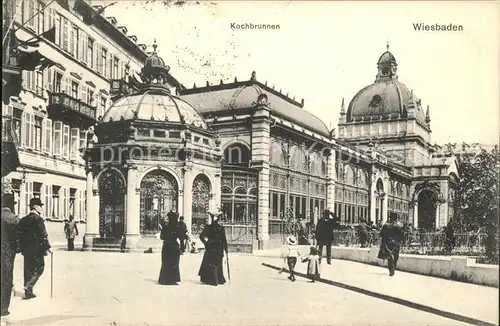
198 208 228 286
158 211 182 285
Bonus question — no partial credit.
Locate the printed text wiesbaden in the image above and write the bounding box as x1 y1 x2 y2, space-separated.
413 23 463 32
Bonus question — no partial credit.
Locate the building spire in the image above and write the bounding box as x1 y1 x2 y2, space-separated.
340 97 345 115
425 105 431 124
152 39 158 53
386 40 390 51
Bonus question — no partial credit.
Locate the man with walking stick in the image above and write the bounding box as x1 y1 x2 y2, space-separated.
18 198 51 299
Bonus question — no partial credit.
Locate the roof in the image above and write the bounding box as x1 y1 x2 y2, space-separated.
180 75 330 137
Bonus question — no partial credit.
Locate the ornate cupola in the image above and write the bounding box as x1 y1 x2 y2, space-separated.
140 39 171 93
375 42 398 82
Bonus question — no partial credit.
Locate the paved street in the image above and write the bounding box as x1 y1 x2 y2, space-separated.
2 251 498 326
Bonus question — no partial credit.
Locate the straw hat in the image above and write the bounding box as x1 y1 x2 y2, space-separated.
286 235 297 245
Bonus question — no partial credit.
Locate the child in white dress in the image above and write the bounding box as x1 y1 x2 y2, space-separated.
302 246 321 282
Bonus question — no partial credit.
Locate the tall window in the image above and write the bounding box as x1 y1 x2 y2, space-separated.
69 188 77 217
113 57 119 79
71 81 78 98
54 72 63 93
34 116 42 151
52 186 60 219
101 48 107 75
87 89 94 105
55 13 61 45
37 1 44 34
63 125 70 158
62 17 69 51
12 109 22 142
53 121 62 156
33 182 42 199
87 38 94 68
70 25 79 58
26 0 35 29
35 70 43 96
70 128 79 160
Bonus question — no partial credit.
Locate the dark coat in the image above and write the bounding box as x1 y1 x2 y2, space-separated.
198 222 228 285
1 208 19 257
178 221 188 240
315 217 335 243
377 222 404 260
18 212 51 256
158 221 182 285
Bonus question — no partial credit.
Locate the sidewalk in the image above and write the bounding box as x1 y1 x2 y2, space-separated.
259 254 499 325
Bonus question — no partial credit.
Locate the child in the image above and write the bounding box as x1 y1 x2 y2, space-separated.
279 236 300 282
302 246 321 282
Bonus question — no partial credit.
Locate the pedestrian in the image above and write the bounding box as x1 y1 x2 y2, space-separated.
356 219 369 248
158 211 182 285
63 215 79 251
198 209 228 286
377 216 404 276
302 246 321 283
178 216 188 254
279 235 300 282
18 198 51 299
315 209 335 264
1 193 20 316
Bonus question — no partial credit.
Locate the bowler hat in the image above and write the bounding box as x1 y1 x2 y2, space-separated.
29 198 44 207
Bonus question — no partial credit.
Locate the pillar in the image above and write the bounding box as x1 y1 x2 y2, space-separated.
182 167 193 232
326 150 336 212
369 178 377 224
125 166 140 249
83 169 99 250
251 108 272 249
382 193 388 223
413 202 419 229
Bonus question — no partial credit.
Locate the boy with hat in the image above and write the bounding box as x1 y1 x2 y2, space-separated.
279 235 301 282
18 198 51 299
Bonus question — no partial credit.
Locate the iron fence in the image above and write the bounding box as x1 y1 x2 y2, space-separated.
330 229 487 254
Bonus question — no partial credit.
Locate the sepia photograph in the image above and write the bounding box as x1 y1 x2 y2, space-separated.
1 0 499 325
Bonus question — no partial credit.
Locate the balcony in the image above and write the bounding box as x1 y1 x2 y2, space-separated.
47 92 97 128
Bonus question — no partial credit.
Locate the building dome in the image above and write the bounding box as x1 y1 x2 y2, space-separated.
101 91 208 129
100 40 208 129
346 46 427 124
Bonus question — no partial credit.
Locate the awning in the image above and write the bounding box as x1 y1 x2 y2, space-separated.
16 43 57 71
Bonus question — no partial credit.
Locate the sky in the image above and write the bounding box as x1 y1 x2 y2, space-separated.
96 0 499 145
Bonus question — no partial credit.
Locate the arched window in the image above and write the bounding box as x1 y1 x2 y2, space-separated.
191 174 211 230
99 169 125 238
224 143 250 164
345 165 355 185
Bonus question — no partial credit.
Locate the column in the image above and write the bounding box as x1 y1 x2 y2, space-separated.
369 178 377 224
251 108 272 249
413 202 419 228
125 166 140 249
326 150 336 212
182 167 193 232
382 193 388 223
83 170 99 250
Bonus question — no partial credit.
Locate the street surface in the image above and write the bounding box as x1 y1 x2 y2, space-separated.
1 250 498 326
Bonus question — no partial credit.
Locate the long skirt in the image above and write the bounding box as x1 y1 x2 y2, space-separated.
158 242 181 285
198 245 226 286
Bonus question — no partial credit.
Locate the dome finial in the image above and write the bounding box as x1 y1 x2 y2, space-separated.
386 40 390 51
340 97 345 115
152 39 158 53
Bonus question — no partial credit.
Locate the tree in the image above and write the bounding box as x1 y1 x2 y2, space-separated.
455 145 499 262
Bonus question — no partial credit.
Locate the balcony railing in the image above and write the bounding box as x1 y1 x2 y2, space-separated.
48 92 97 121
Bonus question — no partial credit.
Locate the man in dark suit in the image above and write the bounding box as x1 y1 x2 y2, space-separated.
378 216 405 276
18 198 51 299
315 209 335 264
1 193 20 316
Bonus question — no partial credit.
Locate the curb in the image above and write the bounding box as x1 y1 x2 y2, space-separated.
261 262 496 326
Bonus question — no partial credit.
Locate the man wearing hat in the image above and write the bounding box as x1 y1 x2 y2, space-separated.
18 198 51 299
315 209 336 264
378 215 404 276
1 193 20 316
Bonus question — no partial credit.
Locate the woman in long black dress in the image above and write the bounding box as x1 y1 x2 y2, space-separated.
198 210 228 286
158 211 182 285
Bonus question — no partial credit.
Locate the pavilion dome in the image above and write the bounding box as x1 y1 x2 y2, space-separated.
346 46 426 124
100 40 208 129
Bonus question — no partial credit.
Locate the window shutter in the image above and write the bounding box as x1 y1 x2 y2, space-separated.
63 124 70 158
44 185 49 217
44 118 52 154
31 71 36 92
80 32 86 63
93 42 98 70
62 17 69 51
81 85 87 103
21 71 27 89
55 14 60 45
109 54 113 79
96 44 101 73
119 60 124 79
63 187 68 218
47 68 53 92
69 25 74 56
65 78 71 95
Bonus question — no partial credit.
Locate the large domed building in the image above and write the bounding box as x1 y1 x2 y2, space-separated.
83 43 459 252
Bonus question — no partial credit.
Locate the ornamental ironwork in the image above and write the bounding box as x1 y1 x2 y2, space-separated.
98 169 125 204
